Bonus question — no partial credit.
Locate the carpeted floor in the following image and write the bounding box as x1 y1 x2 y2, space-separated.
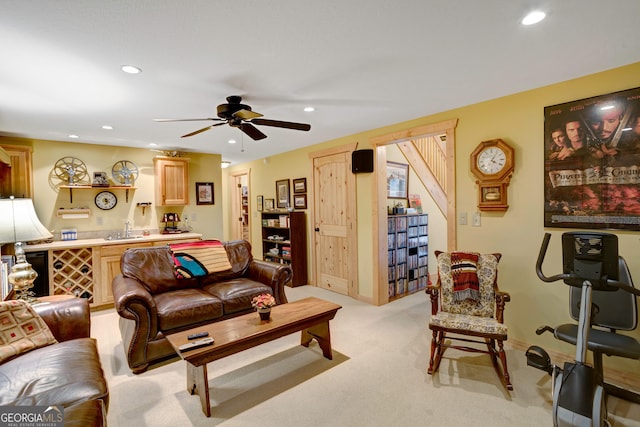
92 285 640 426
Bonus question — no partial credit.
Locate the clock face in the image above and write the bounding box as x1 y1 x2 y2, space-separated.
95 191 117 210
477 147 507 175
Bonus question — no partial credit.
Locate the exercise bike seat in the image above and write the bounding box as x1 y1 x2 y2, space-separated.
554 324 640 360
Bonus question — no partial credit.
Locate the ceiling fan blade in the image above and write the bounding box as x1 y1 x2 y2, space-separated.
154 118 222 122
233 109 263 120
239 123 267 140
251 118 311 131
180 122 225 138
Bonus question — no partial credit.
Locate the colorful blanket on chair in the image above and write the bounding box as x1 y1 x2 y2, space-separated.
450 251 480 302
169 240 232 279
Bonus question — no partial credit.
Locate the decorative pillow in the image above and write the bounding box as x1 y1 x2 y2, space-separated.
0 300 58 364
450 252 480 302
169 240 232 279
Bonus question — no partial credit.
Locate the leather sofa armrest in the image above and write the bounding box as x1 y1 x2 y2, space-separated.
247 259 291 304
33 296 90 341
112 275 158 321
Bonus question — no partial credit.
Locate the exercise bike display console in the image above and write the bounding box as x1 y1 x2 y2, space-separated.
527 232 640 427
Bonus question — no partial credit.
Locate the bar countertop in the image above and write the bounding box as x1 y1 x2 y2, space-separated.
23 232 203 252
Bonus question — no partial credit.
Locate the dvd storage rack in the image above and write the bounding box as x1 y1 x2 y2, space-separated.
387 213 428 299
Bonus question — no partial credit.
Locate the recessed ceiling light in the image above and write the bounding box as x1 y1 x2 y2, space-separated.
102 125 113 130
68 134 79 139
221 161 231 168
121 65 142 74
522 11 546 26
149 143 157 147
304 106 315 112
228 139 237 144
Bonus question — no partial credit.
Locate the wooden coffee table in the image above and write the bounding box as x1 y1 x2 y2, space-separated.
166 296 342 417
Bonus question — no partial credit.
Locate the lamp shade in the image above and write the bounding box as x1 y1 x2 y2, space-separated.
0 197 53 244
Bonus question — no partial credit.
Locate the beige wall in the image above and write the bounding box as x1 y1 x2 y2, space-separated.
0 137 225 239
223 61 640 376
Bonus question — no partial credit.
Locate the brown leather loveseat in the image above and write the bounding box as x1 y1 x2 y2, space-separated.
0 296 109 427
112 240 292 374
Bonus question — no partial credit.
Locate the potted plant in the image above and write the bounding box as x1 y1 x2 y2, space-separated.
251 293 276 320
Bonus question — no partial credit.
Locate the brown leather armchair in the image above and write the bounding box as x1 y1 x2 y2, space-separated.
112 240 292 373
0 296 109 426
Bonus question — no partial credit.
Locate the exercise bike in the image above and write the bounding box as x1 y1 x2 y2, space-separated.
526 232 640 427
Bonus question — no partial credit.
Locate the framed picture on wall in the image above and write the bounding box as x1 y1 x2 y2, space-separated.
386 161 408 199
276 179 291 208
543 86 640 230
264 198 275 210
294 194 307 209
196 182 214 205
257 195 264 212
293 178 307 193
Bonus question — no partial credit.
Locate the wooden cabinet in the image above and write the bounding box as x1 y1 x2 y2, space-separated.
0 144 33 198
387 213 428 299
261 211 307 287
154 156 189 206
97 241 152 307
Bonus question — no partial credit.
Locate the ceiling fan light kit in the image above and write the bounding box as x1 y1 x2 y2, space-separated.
154 95 311 141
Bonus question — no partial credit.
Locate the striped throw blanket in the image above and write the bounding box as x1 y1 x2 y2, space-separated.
169 240 232 279
450 252 480 302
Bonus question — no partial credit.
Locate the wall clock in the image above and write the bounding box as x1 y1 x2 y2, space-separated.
95 191 117 210
470 139 514 212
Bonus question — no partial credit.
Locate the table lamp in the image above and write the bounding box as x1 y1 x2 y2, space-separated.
0 197 53 302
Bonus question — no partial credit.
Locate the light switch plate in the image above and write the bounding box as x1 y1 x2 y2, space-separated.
458 212 467 225
472 211 481 227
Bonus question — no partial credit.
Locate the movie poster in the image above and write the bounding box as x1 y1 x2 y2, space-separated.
544 86 640 230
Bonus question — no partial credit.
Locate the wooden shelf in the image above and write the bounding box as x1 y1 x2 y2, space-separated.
261 211 307 287
60 185 136 203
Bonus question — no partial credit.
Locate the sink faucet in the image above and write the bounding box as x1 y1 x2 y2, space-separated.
125 220 132 238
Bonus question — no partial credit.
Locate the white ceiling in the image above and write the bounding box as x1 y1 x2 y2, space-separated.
2 1 640 166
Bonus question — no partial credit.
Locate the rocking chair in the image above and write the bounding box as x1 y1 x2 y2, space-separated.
425 250 513 390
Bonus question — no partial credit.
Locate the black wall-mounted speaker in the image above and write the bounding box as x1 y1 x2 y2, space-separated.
352 149 374 173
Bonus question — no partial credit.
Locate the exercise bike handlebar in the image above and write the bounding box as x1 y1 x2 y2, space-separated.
536 232 640 297
536 233 570 283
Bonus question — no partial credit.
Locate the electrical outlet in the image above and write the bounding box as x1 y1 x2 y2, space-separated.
190 213 197 222
472 211 481 227
96 216 103 225
458 212 467 225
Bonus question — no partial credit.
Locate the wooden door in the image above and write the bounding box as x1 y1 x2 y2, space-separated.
230 170 250 241
312 147 357 296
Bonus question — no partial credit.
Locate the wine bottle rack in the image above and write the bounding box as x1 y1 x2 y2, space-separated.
51 248 94 302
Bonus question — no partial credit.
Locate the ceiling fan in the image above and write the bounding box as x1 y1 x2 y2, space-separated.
153 95 311 140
